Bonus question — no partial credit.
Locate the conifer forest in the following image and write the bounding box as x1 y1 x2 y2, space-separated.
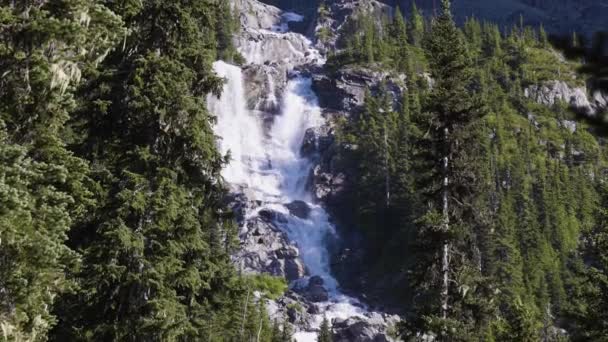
1 0 607 341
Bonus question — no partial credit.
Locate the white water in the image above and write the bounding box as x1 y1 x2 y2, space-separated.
208 12 367 342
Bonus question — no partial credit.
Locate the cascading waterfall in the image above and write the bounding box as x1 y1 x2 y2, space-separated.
208 12 368 342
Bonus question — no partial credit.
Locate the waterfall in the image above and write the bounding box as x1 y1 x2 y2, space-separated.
207 62 281 197
208 11 368 342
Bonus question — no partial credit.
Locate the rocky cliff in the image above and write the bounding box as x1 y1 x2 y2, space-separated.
225 1 401 340
225 0 607 340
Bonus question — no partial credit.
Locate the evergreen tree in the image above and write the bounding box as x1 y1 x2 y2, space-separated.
390 7 409 71
50 1 244 340
408 2 425 47
404 0 487 338
0 1 121 339
318 316 333 342
571 182 608 340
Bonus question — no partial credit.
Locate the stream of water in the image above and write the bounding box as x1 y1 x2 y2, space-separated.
208 12 368 341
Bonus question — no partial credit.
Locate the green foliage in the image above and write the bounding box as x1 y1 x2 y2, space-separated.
0 1 122 339
216 0 244 64
0 0 249 340
246 275 288 300
318 316 333 342
326 7 427 73
336 1 608 340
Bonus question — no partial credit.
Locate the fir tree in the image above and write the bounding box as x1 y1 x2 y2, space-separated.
318 316 333 342
0 1 121 339
408 2 425 47
404 0 487 338
50 1 244 340
390 7 409 71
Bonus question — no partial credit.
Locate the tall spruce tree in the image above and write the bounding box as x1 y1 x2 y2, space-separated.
0 1 121 339
390 7 409 71
318 316 333 342
408 2 424 47
403 0 487 338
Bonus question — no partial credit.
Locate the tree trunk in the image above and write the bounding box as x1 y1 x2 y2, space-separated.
240 287 250 339
441 127 450 320
256 310 264 342
384 122 390 207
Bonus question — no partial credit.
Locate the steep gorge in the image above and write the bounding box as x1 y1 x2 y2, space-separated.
209 3 398 340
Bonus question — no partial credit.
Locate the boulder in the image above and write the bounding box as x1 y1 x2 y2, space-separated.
332 316 396 342
285 200 311 219
312 165 347 203
560 119 577 133
284 258 307 281
301 126 334 156
233 215 307 281
300 276 329 302
272 292 316 329
276 246 299 258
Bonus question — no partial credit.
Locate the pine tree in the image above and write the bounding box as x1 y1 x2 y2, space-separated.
49 1 244 340
0 1 121 339
404 0 487 338
363 15 376 64
571 182 608 340
390 7 409 71
409 2 425 47
318 316 333 342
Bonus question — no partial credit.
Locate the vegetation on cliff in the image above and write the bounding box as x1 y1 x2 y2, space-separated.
333 0 607 340
0 1 277 340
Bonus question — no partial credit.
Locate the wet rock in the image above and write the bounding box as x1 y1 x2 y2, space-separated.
332 316 396 342
236 29 323 66
259 209 287 223
301 126 334 156
285 200 311 219
242 63 288 114
284 258 307 281
309 275 324 287
301 276 329 302
276 246 299 258
233 216 306 281
307 304 320 315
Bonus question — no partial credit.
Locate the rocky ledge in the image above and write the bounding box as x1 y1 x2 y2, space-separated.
525 80 608 116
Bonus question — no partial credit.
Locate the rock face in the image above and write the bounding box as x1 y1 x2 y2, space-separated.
525 80 607 116
285 200 311 219
232 206 307 282
332 314 399 342
242 63 287 114
301 126 333 157
233 0 283 30
307 65 406 212
297 276 330 302
313 66 405 114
